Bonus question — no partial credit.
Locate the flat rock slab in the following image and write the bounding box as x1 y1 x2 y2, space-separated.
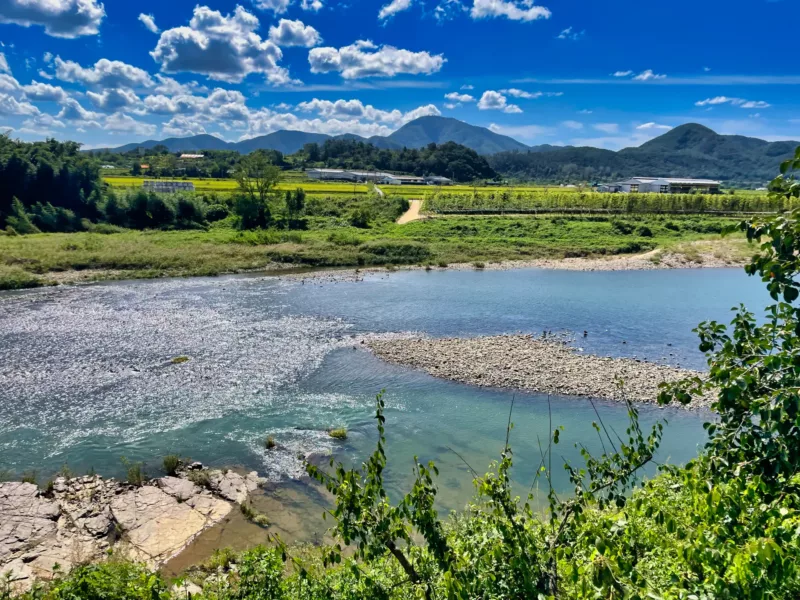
208 470 262 504
111 486 231 566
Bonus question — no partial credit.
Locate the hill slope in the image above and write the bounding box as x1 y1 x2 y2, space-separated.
488 124 800 183
386 116 530 154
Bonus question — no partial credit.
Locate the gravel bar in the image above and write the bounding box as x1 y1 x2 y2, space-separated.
365 334 710 409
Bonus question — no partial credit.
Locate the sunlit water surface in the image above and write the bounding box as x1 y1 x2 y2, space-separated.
0 267 766 553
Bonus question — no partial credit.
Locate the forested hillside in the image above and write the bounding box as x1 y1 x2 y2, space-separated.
488 124 800 184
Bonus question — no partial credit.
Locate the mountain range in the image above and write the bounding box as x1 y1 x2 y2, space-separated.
100 116 540 156
97 117 800 183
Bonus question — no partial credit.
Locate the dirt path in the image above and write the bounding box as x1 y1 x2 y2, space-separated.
397 199 423 224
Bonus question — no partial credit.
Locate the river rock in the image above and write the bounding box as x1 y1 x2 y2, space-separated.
207 470 263 504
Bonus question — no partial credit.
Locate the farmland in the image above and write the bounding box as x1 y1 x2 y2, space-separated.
424 190 789 215
102 176 370 195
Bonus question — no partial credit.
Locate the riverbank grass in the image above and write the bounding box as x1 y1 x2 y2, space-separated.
0 214 746 289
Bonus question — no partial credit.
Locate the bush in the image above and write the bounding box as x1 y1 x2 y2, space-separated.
328 428 347 440
0 265 44 290
206 203 230 222
610 219 635 235
121 458 146 487
349 207 373 228
162 455 181 476
635 225 654 237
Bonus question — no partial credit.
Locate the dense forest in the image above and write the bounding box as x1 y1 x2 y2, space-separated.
297 139 498 182
488 124 799 185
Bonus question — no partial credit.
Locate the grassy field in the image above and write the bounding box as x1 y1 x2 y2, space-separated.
0 214 749 290
102 176 370 195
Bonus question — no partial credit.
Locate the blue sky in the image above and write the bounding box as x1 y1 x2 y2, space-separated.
0 0 797 150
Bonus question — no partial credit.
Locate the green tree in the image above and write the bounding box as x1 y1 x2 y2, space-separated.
6 197 39 234
234 152 280 229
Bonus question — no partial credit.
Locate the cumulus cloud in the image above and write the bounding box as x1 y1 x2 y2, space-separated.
695 96 771 109
301 0 323 10
612 70 632 77
443 102 458 109
308 40 445 79
461 84 474 90
0 53 9 74
478 90 522 113
296 97 439 125
19 113 66 135
562 120 583 129
593 122 619 133
23 81 68 102
636 122 671 130
0 93 39 116
105 112 157 136
434 0 464 21
242 107 398 140
378 0 412 20
632 69 666 81
151 5 293 85
57 98 101 123
444 92 474 102
0 74 21 93
138 13 159 34
471 0 550 22
55 57 154 88
253 0 291 14
162 116 208 137
0 0 105 38
268 19 322 47
86 88 143 113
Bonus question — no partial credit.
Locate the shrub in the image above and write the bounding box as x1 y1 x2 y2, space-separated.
635 225 654 237
328 428 347 440
20 470 37 485
162 455 181 476
121 458 146 487
206 203 230 222
610 219 635 235
240 502 270 527
349 207 373 228
0 265 44 291
188 469 213 490
265 436 276 450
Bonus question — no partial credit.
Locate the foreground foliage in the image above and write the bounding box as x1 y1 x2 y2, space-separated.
5 151 800 599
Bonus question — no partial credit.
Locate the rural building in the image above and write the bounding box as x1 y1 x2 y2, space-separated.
142 180 196 193
378 174 427 185
602 177 722 194
424 176 453 185
307 168 358 182
179 154 205 159
638 178 722 194
100 164 116 169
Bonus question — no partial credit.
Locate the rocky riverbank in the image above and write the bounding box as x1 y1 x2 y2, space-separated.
365 334 710 408
0 465 264 593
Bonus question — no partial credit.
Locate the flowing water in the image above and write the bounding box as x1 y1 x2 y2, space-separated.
0 267 766 561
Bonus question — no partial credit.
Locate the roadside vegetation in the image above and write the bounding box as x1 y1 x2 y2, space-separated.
4 151 800 596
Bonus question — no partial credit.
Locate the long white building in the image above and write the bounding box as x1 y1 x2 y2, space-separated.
600 177 721 194
307 168 452 186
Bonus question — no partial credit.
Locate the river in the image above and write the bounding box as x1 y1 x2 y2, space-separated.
0 267 766 559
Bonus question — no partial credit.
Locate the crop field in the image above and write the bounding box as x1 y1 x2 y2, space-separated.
102 176 369 195
378 184 571 198
424 190 789 215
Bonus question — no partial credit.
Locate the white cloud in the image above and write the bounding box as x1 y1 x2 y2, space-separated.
55 57 154 89
636 122 671 130
632 69 666 81
557 26 584 40
478 90 522 113
434 0 464 21
0 93 39 116
695 96 771 109
612 70 632 77
86 88 143 113
301 0 323 10
488 123 551 140
43 52 53 64
461 84 474 90
151 5 293 85
309 40 445 79
23 80 68 102
562 120 583 129
57 97 101 124
253 0 291 13
0 53 9 74
0 74 21 93
443 102 458 109
104 112 157 136
138 13 159 34
578 109 592 114
0 0 105 38
500 88 563 99
471 0 550 22
379 0 412 20
593 123 618 133
242 108 397 140
445 91 474 102
37 69 53 80
162 116 208 137
295 97 439 125
268 19 322 47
